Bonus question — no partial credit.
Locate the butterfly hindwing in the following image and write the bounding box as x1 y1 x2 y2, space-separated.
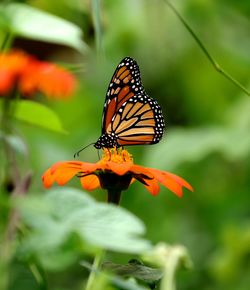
111 94 164 146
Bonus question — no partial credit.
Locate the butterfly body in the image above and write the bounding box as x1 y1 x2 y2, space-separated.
94 57 165 149
94 132 118 149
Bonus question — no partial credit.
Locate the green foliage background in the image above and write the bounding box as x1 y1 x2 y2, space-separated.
0 0 250 289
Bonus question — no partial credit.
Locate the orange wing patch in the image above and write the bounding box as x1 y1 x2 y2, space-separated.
111 101 157 145
105 98 117 130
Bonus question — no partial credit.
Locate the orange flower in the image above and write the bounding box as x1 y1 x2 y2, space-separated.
42 148 193 203
0 50 76 98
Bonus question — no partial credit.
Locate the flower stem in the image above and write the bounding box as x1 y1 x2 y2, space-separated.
29 263 48 289
85 250 104 290
1 31 13 52
107 189 122 205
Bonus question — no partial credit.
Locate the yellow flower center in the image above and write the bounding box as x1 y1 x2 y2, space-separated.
101 147 133 164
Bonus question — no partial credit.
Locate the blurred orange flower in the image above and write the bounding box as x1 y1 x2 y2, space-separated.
42 148 193 203
0 50 76 98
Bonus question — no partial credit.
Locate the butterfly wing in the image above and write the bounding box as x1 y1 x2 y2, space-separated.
110 94 165 146
101 56 165 147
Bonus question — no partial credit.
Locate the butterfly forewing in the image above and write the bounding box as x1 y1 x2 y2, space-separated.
102 57 144 134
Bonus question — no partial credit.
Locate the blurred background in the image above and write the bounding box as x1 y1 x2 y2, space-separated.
1 0 250 289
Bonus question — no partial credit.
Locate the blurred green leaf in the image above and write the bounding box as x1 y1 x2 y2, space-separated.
143 243 192 290
81 260 150 290
209 224 250 284
8 262 40 290
146 97 250 170
15 188 151 270
0 3 87 53
103 274 150 290
0 132 27 155
102 260 162 285
12 100 67 134
147 126 250 170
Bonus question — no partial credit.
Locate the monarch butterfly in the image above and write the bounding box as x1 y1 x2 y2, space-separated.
94 57 165 149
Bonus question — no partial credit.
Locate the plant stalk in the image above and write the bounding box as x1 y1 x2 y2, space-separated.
107 189 122 205
85 250 104 290
91 0 103 56
164 0 250 97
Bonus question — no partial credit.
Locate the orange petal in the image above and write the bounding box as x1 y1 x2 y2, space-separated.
164 171 194 192
105 161 133 175
147 168 193 197
50 161 98 174
42 160 98 188
144 177 160 195
19 59 77 98
0 70 14 95
50 161 68 173
42 168 54 188
158 174 183 197
80 175 100 191
130 164 154 179
79 161 99 173
36 62 77 98
53 167 80 186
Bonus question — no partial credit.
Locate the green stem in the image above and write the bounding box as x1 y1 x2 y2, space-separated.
85 251 104 290
91 0 103 56
29 263 48 290
1 93 20 184
164 0 250 97
162 246 192 290
1 31 13 52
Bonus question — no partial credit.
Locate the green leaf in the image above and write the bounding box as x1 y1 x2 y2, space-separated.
146 125 250 170
0 3 87 53
0 132 28 155
15 188 151 270
12 100 67 134
102 260 162 284
143 243 192 290
81 260 150 290
146 97 250 170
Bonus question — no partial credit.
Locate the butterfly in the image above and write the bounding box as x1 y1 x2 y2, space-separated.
94 57 165 149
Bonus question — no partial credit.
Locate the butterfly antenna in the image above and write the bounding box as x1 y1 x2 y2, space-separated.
74 142 95 158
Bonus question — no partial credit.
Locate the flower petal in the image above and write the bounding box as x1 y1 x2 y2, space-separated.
0 70 15 95
33 62 76 98
130 164 154 179
143 177 160 195
42 162 80 187
0 50 76 98
105 161 133 175
147 168 193 197
80 174 100 191
42 168 54 188
54 168 80 186
164 172 194 192
42 161 98 188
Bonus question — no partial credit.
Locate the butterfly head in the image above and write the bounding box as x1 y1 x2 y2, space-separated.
94 133 119 149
